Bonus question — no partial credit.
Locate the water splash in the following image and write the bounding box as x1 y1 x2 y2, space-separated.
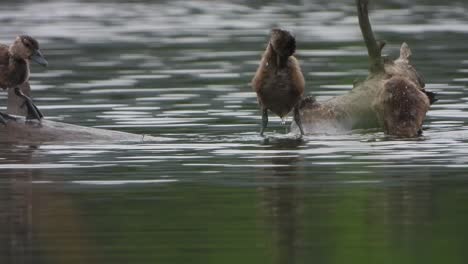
281 117 286 125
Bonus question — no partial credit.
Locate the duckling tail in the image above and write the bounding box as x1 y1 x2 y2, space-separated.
423 90 438 105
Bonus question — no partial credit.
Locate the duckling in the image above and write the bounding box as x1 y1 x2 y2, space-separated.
251 28 305 136
0 35 47 125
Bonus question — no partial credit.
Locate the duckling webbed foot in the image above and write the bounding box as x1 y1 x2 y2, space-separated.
293 106 305 136
260 109 268 137
15 87 43 121
0 112 16 126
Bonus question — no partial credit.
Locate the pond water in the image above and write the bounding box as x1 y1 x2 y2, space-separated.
1 0 468 263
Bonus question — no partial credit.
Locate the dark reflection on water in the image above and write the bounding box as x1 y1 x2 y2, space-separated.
1 0 468 263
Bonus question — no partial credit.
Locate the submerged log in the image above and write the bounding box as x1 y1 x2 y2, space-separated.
293 0 435 137
0 118 154 143
0 82 158 143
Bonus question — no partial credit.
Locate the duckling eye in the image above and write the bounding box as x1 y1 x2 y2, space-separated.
21 40 32 49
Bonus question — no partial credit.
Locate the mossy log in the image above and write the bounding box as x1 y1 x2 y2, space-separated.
292 0 434 137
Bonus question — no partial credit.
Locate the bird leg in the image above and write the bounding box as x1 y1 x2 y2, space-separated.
0 112 16 126
293 106 305 136
260 109 268 137
15 87 43 121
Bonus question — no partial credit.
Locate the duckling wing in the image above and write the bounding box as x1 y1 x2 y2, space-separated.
0 44 10 67
0 44 11 89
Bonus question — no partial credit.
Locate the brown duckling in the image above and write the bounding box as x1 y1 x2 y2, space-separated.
0 35 47 125
251 28 305 136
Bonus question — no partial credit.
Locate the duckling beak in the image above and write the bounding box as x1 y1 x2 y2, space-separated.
30 49 48 67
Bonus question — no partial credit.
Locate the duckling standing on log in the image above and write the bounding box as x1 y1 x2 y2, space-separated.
252 28 305 136
0 35 47 125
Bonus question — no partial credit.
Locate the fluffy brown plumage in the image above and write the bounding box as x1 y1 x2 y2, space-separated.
380 77 430 137
0 35 47 123
251 28 305 136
